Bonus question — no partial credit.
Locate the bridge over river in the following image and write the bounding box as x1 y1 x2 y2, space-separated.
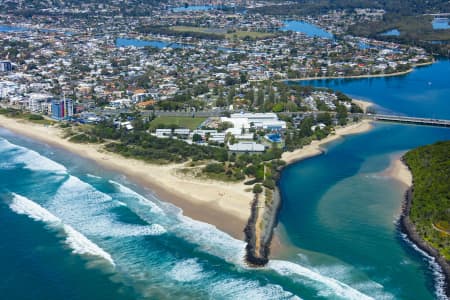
371 114 450 127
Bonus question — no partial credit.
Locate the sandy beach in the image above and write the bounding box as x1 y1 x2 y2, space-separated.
384 155 413 188
0 115 252 239
353 99 374 113
0 115 374 241
282 119 373 164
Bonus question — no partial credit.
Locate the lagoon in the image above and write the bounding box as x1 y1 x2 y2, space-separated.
0 25 27 32
432 18 450 30
281 21 333 39
115 37 191 49
381 29 400 36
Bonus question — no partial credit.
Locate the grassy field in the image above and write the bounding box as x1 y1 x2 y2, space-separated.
170 26 275 40
149 116 206 130
225 31 275 40
171 26 224 34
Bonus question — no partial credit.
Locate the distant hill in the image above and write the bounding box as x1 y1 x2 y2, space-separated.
0 0 168 16
250 0 450 16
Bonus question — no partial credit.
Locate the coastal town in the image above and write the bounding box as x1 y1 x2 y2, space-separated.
0 1 433 115
0 1 449 299
0 1 434 150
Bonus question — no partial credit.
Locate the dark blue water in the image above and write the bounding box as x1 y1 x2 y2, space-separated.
115 38 191 49
293 59 450 119
432 18 450 30
381 29 400 36
281 21 333 39
0 25 28 32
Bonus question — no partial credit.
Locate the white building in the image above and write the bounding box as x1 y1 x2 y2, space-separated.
28 93 53 113
221 112 286 133
209 132 226 144
155 129 172 138
108 98 131 109
229 142 265 153
0 81 18 99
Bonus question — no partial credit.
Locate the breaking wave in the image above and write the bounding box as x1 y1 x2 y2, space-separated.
269 260 374 300
0 138 66 173
9 193 114 266
400 233 448 300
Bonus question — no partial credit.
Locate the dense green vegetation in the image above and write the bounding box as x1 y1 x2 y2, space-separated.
251 0 450 16
138 25 226 40
404 141 450 259
0 108 55 125
72 118 284 186
349 15 450 57
105 133 228 163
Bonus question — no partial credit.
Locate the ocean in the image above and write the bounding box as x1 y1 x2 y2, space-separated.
0 60 449 299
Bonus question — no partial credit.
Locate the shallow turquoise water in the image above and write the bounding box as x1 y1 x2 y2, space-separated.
279 123 450 300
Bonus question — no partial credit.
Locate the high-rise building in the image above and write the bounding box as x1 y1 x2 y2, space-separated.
51 98 73 120
0 61 12 72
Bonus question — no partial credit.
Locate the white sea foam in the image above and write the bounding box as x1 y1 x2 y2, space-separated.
109 180 164 214
107 179 246 265
0 138 18 152
86 173 102 179
210 278 302 300
49 176 166 238
63 224 114 265
145 224 167 235
269 260 374 300
115 200 128 207
401 233 448 300
172 213 246 265
311 264 394 300
0 138 66 173
9 193 115 266
168 259 207 282
10 193 60 223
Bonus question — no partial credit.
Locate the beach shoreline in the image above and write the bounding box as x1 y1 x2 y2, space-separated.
0 115 373 246
352 99 373 113
281 119 373 165
0 115 252 240
384 154 413 188
282 60 434 82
